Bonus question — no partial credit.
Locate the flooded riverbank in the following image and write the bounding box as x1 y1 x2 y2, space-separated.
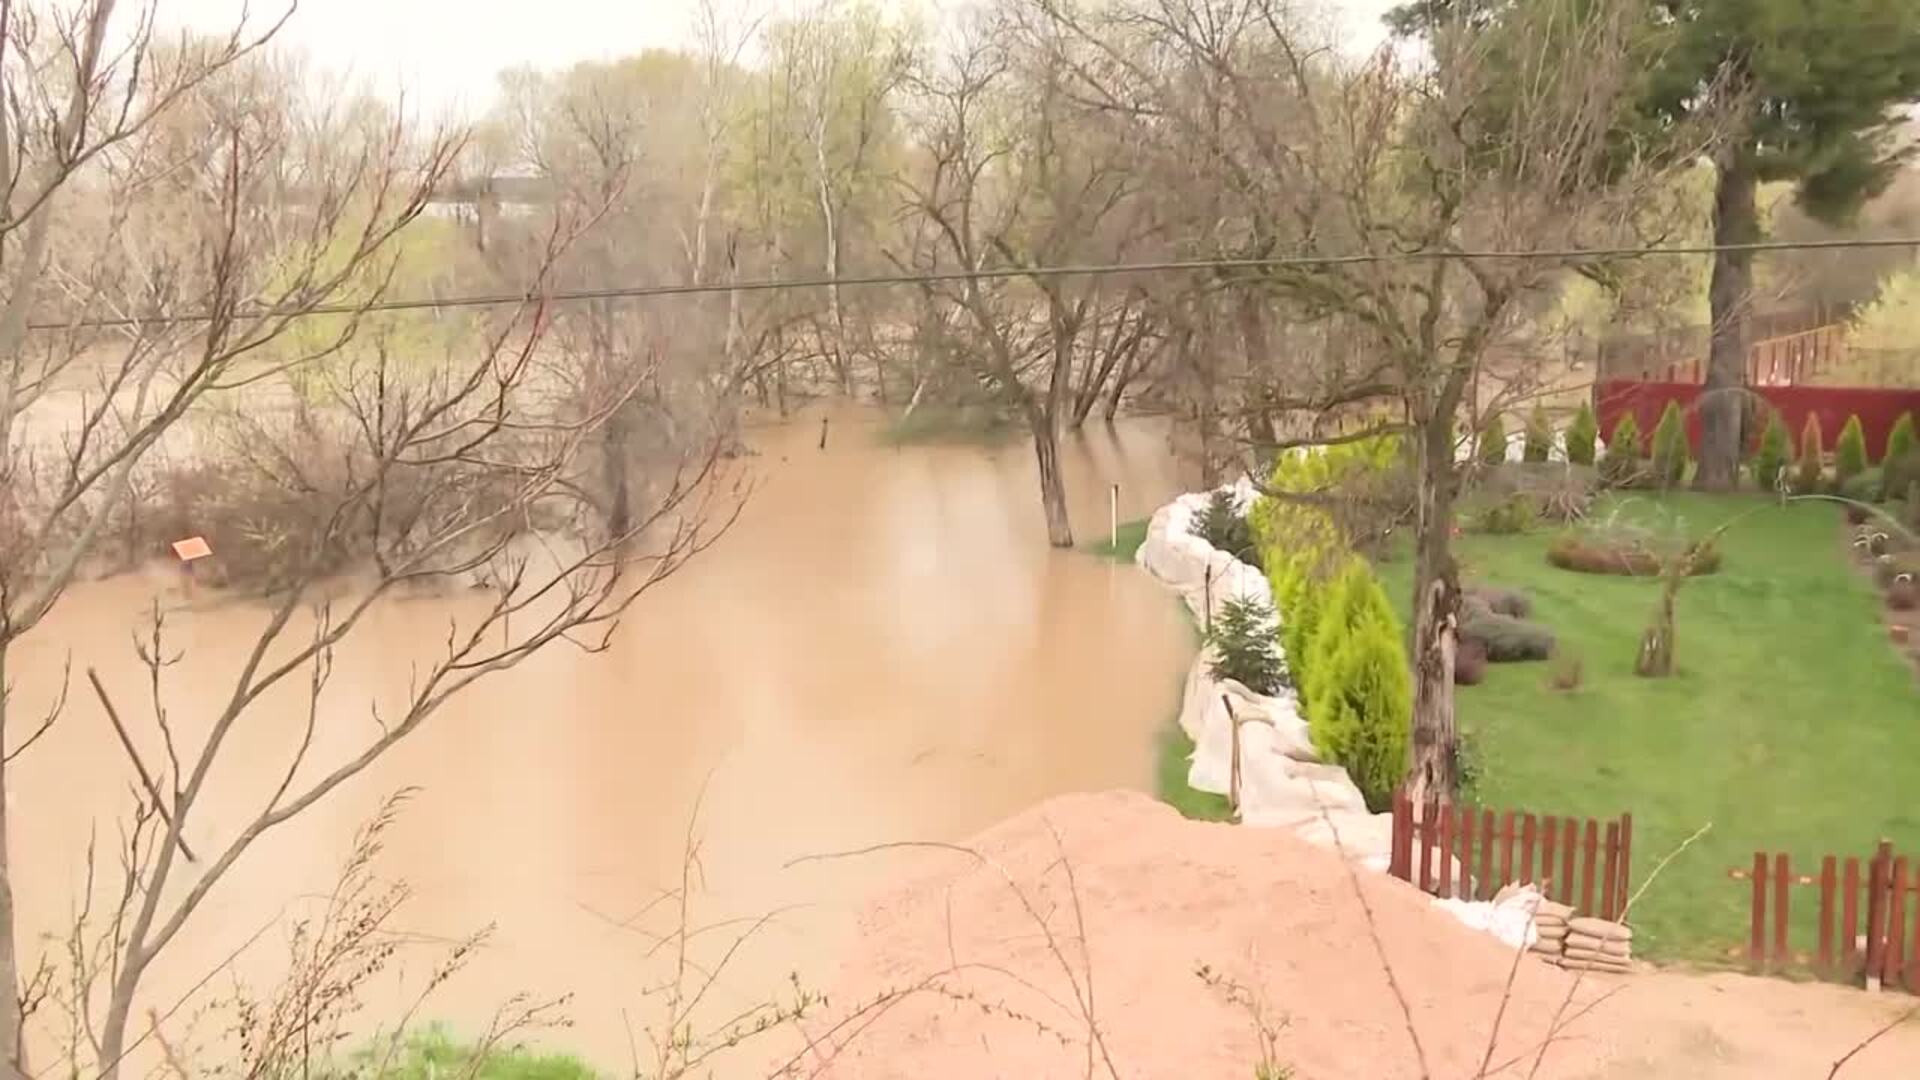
8 408 1195 1069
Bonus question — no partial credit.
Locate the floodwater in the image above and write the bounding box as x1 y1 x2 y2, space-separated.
7 408 1195 1071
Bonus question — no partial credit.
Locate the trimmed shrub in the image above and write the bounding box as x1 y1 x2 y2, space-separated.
1454 638 1489 686
1841 467 1885 506
1524 405 1553 463
1304 570 1411 813
1459 610 1556 662
1565 402 1598 466
1548 650 1584 692
1465 584 1533 619
1889 577 1918 612
1875 551 1920 589
1472 494 1536 535
1794 413 1825 495
1752 411 1791 493
1598 413 1643 488
1650 401 1689 490
1479 413 1508 466
1835 414 1870 492
1207 595 1287 695
1192 488 1262 570
1883 413 1916 499
1547 532 1723 576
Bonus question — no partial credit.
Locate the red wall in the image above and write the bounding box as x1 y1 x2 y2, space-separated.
1594 381 1920 456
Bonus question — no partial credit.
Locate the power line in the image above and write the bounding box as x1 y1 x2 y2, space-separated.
29 234 1920 331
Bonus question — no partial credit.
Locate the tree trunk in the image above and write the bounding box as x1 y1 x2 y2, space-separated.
1033 414 1074 548
1405 416 1461 806
0 651 24 1080
602 407 632 539
1695 148 1758 492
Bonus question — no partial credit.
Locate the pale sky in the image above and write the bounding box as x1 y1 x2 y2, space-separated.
162 0 1401 122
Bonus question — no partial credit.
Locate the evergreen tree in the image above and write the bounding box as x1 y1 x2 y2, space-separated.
1884 412 1917 500
1599 413 1642 487
1565 401 1598 466
1834 414 1870 493
1752 410 1791 492
1524 404 1553 463
1795 413 1826 495
1651 400 1690 489
1207 596 1288 696
1478 413 1508 466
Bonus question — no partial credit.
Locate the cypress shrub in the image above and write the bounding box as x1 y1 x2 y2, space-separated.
1834 414 1869 493
1795 413 1826 495
1304 580 1411 813
1523 405 1553 463
1881 413 1915 500
1479 413 1508 466
1598 413 1642 487
1650 400 1689 489
1752 411 1790 493
1565 402 1598 466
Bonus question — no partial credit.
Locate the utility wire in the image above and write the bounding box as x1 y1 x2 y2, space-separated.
28 234 1920 331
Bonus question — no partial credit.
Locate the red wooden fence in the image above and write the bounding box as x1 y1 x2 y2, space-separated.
1733 840 1920 992
1388 790 1633 921
1594 380 1920 460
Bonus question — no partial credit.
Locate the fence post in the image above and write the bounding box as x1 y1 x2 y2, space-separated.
1819 855 1838 974
1560 818 1577 906
1866 841 1891 992
1389 789 1413 882
1844 857 1863 974
1773 853 1790 967
1480 809 1497 902
1887 858 1909 990
1500 811 1517 891
1224 696 1241 821
1540 815 1559 900
1601 821 1621 923
1460 808 1478 901
1520 815 1538 886
1581 820 1600 916
1438 805 1456 899
1749 852 1768 971
1419 795 1440 893
1617 813 1634 920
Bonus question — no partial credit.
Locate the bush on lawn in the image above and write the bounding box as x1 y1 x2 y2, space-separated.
1650 401 1690 490
1752 410 1791 493
1454 637 1489 686
1883 413 1916 499
1875 551 1920 589
1206 595 1288 695
1524 405 1553 463
1465 583 1533 619
1304 563 1410 811
1548 531 1724 577
1479 413 1509 466
1841 467 1885 506
1795 413 1826 495
1835 414 1870 492
1459 609 1556 662
1890 577 1918 612
1599 413 1644 488
1192 487 1263 570
1547 649 1584 692
1565 402 1598 467
1473 493 1536 534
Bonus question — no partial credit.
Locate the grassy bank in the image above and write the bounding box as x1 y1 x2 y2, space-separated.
333 1028 595 1080
1380 493 1920 966
1083 514 1232 821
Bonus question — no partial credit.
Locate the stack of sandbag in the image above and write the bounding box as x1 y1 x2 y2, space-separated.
1529 899 1573 958
1554 916 1633 973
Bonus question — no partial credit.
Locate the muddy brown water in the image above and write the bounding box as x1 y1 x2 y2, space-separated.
8 408 1195 1070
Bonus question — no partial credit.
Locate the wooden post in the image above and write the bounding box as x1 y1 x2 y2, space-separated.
1520 815 1538 886
1390 790 1414 882
1908 873 1920 991
1617 813 1634 920
1560 818 1577 906
1886 858 1909 989
1224 695 1242 820
1773 853 1790 967
1203 564 1214 636
1438 805 1456 899
1601 821 1621 923
1460 808 1478 900
1541 816 1559 902
1844 857 1863 973
1419 795 1440 893
1500 811 1517 892
1110 484 1120 551
1866 842 1891 992
1750 852 1768 971
1819 855 1838 974
1479 809 1497 902
1581 819 1600 916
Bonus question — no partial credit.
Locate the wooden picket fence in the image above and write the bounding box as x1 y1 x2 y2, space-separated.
1732 840 1920 992
1388 789 1634 921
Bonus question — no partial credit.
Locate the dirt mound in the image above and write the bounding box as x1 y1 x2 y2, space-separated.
773 791 1919 1079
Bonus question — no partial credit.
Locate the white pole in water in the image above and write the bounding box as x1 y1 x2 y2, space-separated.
1110 483 1119 549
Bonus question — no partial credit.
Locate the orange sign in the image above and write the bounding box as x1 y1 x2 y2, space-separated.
171 536 212 562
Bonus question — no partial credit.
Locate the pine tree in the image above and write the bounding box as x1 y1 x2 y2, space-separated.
1524 404 1553 463
1478 413 1508 466
1306 604 1412 812
1752 410 1791 493
1207 596 1287 696
1884 412 1917 501
1651 400 1689 490
1565 401 1598 466
1795 413 1826 495
1599 413 1642 487
1834 414 1869 493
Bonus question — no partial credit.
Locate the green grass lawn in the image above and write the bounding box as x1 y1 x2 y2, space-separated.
1379 493 1920 967
1085 517 1149 562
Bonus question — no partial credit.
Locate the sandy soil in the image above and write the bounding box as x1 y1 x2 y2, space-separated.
767 791 1920 1079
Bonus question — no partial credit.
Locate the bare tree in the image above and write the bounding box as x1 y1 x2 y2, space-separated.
1037 0 1718 797
0 7 743 1077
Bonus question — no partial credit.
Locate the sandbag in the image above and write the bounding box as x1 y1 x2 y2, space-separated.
1568 917 1632 942
1564 937 1631 959
1555 957 1632 974
1537 900 1575 920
